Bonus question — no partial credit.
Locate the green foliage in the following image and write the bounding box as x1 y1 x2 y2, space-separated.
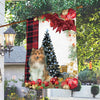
78 68 97 83
77 3 100 72
4 78 17 93
91 85 99 98
5 0 76 45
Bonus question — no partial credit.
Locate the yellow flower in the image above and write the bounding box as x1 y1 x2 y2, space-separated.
11 93 14 96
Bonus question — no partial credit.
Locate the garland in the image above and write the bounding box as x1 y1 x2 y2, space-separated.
40 8 76 33
25 77 78 90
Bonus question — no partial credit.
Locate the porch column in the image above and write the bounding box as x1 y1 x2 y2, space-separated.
0 0 5 100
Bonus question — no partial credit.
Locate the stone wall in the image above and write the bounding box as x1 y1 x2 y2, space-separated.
47 86 100 99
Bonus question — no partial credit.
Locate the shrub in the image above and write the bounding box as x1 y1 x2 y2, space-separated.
91 85 99 98
78 68 97 84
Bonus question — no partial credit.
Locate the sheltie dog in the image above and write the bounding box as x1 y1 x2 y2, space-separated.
29 47 48 81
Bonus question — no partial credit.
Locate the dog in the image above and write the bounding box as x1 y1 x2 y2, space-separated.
29 47 48 81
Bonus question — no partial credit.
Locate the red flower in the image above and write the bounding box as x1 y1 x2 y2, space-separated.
69 34 71 36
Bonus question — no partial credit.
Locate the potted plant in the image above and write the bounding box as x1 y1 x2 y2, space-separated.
91 85 99 98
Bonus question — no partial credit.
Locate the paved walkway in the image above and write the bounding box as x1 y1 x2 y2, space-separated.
50 97 100 100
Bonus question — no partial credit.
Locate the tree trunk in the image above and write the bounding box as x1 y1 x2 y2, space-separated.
93 95 95 98
71 90 73 97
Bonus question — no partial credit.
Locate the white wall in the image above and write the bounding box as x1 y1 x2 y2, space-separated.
47 86 100 99
4 64 27 97
39 21 77 65
0 0 5 99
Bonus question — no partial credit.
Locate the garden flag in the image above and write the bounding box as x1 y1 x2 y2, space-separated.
25 9 78 90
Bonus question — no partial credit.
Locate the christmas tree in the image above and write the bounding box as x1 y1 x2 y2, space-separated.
42 30 61 77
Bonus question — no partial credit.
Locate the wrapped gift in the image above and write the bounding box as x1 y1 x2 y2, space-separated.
60 65 68 73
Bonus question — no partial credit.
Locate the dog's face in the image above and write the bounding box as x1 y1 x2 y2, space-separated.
30 47 45 63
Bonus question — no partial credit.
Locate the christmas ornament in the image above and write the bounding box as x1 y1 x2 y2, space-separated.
66 8 76 20
61 81 67 87
63 85 70 89
65 77 71 84
43 81 49 87
61 8 76 20
68 78 78 89
55 81 59 85
36 79 42 86
31 81 36 85
25 82 29 87
50 78 56 84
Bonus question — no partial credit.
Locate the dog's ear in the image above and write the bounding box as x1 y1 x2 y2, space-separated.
39 47 44 53
39 47 44 51
31 48 36 54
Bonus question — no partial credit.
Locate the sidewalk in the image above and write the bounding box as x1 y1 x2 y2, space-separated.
50 97 100 100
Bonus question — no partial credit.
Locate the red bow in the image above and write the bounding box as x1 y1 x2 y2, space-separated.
43 13 76 33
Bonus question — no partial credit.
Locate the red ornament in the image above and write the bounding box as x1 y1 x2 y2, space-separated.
66 9 76 20
65 77 71 84
28 81 32 85
50 78 56 84
36 79 42 86
31 81 35 85
54 76 58 81
69 34 71 37
61 81 67 87
68 78 78 89
55 81 59 85
43 81 49 87
55 86 59 88
41 15 45 19
40 86 43 89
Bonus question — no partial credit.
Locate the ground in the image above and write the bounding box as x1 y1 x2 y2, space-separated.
50 97 100 100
